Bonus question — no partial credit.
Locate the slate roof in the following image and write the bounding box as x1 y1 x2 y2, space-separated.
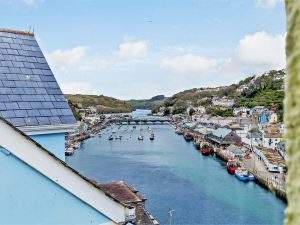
212 128 232 138
0 29 76 127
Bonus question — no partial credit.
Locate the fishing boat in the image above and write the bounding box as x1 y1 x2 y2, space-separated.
175 128 183 135
184 133 193 141
115 136 122 140
226 159 238 174
65 147 74 156
235 167 255 181
138 135 144 140
193 140 200 150
98 133 102 137
138 129 144 140
108 135 114 140
149 133 154 141
200 142 212 155
73 142 81 149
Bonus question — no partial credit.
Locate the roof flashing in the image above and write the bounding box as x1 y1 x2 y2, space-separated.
0 28 34 36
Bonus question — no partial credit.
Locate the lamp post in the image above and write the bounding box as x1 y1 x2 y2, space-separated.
168 208 175 225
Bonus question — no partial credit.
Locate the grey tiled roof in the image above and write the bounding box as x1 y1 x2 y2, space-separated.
0 30 76 127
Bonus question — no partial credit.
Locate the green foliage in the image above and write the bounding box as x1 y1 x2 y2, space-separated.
206 108 233 117
126 95 166 110
65 94 133 114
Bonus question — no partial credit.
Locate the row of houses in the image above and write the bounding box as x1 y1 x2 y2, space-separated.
178 110 286 172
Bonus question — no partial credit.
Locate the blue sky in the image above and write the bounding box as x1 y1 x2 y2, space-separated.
0 0 286 99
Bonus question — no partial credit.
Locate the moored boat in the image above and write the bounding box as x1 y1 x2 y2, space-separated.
226 159 238 174
138 135 144 140
175 128 183 135
108 135 114 140
200 142 212 155
149 133 154 141
184 133 193 141
235 167 255 181
193 140 200 149
65 147 74 156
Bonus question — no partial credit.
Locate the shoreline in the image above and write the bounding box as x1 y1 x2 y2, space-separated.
172 122 287 203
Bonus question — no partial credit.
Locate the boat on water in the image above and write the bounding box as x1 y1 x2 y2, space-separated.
184 133 193 141
98 133 102 137
193 140 200 150
138 135 144 140
73 143 81 149
226 159 238 174
90 134 95 138
133 125 136 129
108 135 114 140
200 142 212 155
65 147 74 156
115 135 122 140
149 132 154 141
175 128 183 135
235 167 255 181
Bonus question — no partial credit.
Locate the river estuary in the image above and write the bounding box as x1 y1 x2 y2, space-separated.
67 110 286 225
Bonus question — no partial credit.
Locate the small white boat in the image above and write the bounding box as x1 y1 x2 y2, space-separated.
90 134 95 138
138 135 144 140
65 147 74 156
73 143 81 149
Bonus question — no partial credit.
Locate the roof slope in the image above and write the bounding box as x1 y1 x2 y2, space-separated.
0 116 130 223
212 128 232 138
0 29 76 127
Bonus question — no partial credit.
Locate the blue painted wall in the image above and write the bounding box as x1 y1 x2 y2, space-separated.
259 114 267 124
0 148 111 225
30 133 65 161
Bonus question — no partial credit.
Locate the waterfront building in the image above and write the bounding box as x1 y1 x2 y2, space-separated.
226 144 245 158
208 127 241 146
262 131 282 149
252 146 286 173
0 29 77 161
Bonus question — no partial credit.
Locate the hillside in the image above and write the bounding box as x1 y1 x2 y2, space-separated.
126 95 166 110
157 69 285 119
65 94 133 113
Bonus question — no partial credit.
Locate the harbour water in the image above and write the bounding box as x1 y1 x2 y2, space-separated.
67 110 286 224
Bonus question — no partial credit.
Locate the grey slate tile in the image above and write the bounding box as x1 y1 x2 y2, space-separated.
0 30 76 127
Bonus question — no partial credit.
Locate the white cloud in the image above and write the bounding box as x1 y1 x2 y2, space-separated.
161 54 222 75
117 40 148 59
161 31 285 82
255 0 283 8
228 31 285 73
45 46 109 75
